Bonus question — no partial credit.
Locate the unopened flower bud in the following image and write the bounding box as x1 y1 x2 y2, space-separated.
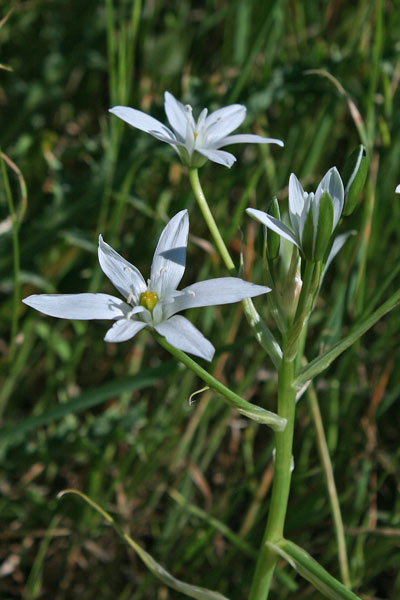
300 191 334 262
342 145 368 216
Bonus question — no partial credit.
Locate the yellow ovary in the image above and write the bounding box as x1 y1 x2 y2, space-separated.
139 290 159 312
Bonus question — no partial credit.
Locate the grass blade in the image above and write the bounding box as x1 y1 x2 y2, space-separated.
58 489 231 600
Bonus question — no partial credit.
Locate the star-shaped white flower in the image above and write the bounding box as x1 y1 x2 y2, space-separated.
247 168 344 262
23 211 270 361
109 91 283 168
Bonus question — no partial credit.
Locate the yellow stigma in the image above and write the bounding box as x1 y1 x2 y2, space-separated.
139 290 159 312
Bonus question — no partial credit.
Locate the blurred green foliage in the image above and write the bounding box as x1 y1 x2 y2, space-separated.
1 1 400 599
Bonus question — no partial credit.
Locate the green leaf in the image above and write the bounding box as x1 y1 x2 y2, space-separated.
58 490 231 600
313 191 334 261
0 362 178 444
269 539 361 600
342 145 368 216
294 287 400 388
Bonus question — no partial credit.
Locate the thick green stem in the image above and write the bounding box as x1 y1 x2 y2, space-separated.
249 353 296 600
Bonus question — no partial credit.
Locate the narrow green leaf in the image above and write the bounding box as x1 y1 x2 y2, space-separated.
0 362 178 444
269 539 361 600
58 490 230 600
294 287 400 388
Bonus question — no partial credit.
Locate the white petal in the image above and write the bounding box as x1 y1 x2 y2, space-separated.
197 148 236 168
23 293 128 320
98 235 146 302
163 278 270 318
246 208 300 247
104 318 147 343
204 104 246 142
150 210 189 296
164 91 187 140
396 184 400 193
155 315 215 361
315 167 344 229
288 173 306 238
109 106 174 139
215 134 284 148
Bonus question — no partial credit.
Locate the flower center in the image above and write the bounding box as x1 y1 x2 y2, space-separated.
139 290 159 312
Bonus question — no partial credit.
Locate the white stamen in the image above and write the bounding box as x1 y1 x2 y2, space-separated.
187 290 195 297
127 292 134 304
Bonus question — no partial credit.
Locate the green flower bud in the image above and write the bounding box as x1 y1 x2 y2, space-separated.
342 145 368 216
313 191 334 261
300 192 334 262
266 197 281 260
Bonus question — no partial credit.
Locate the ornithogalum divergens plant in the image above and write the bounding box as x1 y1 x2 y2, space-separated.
22 86 400 600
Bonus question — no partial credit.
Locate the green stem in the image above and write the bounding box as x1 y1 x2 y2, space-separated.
153 332 286 432
249 352 296 600
188 168 236 273
307 383 351 588
188 168 282 368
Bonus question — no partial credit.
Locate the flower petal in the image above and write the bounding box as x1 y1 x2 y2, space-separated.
204 104 246 142
197 148 236 168
109 106 174 139
150 210 189 296
164 91 187 140
215 134 284 148
163 278 270 318
98 235 147 302
288 173 306 238
23 293 128 320
155 315 215 361
315 167 344 229
104 318 147 343
246 208 300 247
396 184 400 193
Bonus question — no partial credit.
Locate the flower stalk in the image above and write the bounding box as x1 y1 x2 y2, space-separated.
188 168 282 368
153 331 286 432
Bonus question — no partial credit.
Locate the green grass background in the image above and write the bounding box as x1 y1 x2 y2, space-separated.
1 1 400 598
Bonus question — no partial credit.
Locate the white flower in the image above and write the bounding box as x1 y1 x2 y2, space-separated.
23 211 270 361
109 91 283 168
396 184 400 193
247 168 344 262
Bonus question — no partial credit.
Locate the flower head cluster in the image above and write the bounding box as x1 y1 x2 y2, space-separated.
247 168 344 262
109 92 283 168
23 211 270 361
